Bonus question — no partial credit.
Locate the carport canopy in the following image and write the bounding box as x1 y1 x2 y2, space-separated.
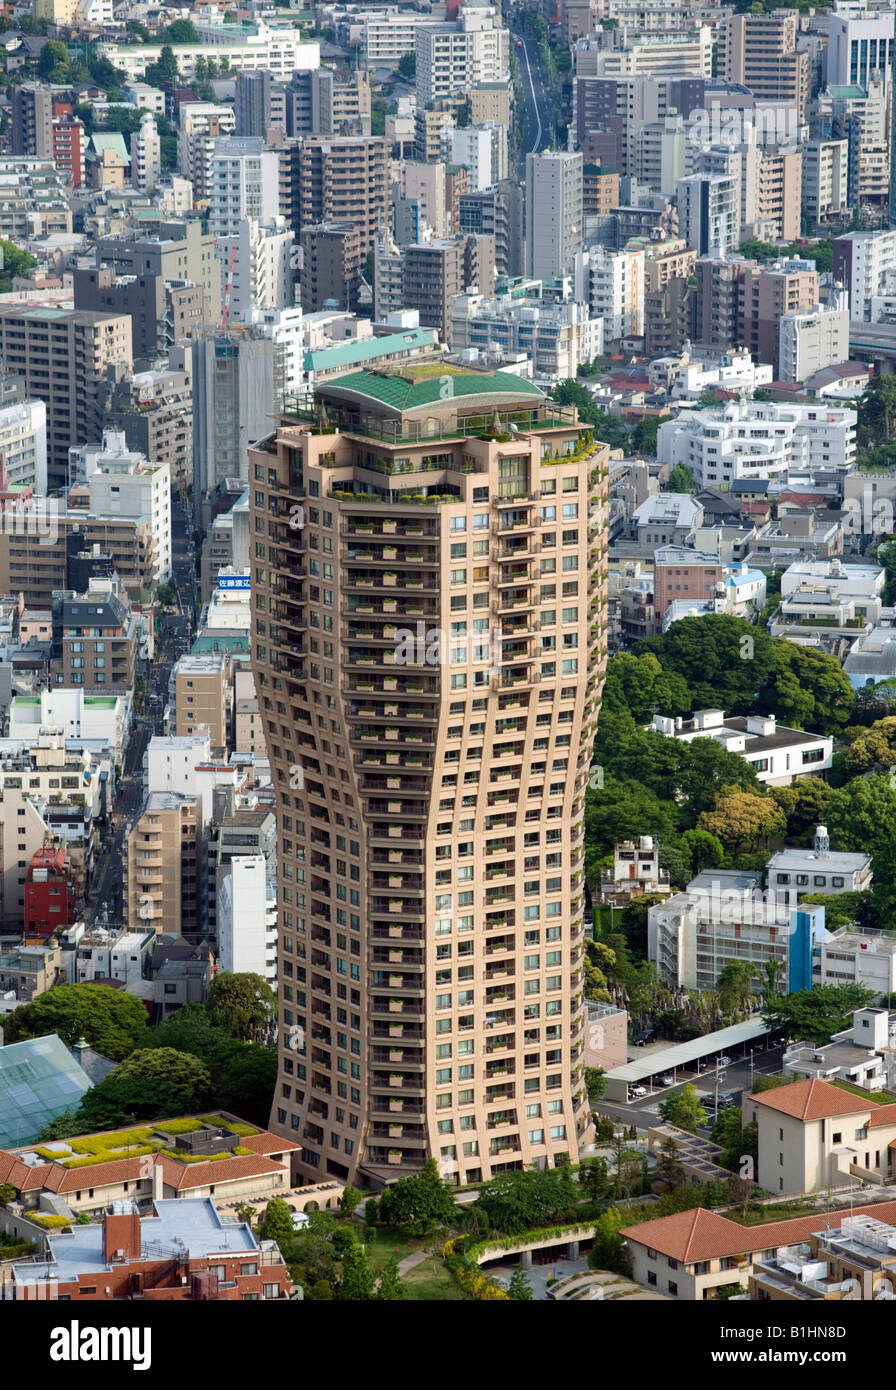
603 1019 775 1102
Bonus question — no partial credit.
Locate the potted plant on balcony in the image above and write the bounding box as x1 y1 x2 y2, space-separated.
383 572 398 586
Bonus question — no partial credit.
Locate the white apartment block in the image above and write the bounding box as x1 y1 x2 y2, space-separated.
826 1 895 92
245 304 305 399
401 162 447 238
781 558 884 600
450 290 603 378
766 840 873 907
0 399 47 494
588 27 713 76
208 137 280 239
177 105 236 202
98 27 320 82
221 218 295 324
630 114 693 198
8 689 129 765
145 734 244 830
358 9 438 67
70 430 172 582
835 228 896 322
778 292 850 382
123 84 166 116
526 151 584 282
656 400 856 488
648 870 791 992
677 172 739 259
447 123 508 192
574 246 644 343
130 112 160 194
647 347 774 400
817 936 896 999
802 139 849 225
650 709 833 784
217 854 278 985
415 5 510 106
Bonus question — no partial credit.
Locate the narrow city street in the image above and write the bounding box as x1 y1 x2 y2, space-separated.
82 492 198 925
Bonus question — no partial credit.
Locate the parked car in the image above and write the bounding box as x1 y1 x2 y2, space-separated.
657 1074 675 1087
716 1092 736 1107
633 1030 656 1046
629 1084 648 1099
716 1056 732 1068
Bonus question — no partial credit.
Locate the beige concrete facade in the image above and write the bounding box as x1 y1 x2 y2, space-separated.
174 654 230 751
250 371 608 1185
0 306 132 491
721 12 809 123
126 791 202 936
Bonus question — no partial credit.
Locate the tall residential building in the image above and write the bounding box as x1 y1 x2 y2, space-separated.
0 306 132 491
126 791 202 937
818 77 890 212
834 228 896 320
191 326 275 526
574 245 645 343
10 85 53 158
695 256 819 364
217 855 278 984
458 181 524 278
174 653 231 750
294 136 388 258
177 103 236 200
802 139 850 226
525 151 584 280
299 222 363 312
778 294 850 382
235 69 288 138
720 11 810 122
249 367 609 1184
208 136 281 238
130 111 160 192
415 5 510 107
677 171 739 258
400 235 496 341
69 429 172 582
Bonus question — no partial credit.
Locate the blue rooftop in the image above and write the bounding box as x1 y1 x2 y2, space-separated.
15 1199 258 1286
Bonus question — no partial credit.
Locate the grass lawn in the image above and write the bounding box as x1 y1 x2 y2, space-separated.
402 1255 472 1301
831 1080 896 1104
729 1201 816 1226
363 1225 427 1268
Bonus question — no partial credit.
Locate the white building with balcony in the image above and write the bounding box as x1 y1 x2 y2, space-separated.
217 854 278 985
650 708 833 784
656 400 856 490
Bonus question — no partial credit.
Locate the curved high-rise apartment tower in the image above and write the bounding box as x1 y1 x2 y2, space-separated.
249 367 608 1186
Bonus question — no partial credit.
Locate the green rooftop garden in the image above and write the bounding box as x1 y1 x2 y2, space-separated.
30 1116 259 1167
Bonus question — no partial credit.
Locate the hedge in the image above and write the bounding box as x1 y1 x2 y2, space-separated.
62 1145 158 1170
28 1214 72 1230
464 1222 596 1265
198 1116 259 1137
167 1145 255 1164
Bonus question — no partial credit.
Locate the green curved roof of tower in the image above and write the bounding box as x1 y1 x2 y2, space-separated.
319 370 545 414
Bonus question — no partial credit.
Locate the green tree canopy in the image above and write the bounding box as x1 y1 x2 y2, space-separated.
657 1082 707 1132
73 1048 212 1130
161 19 198 42
5 983 148 1060
471 1165 580 1235
376 1158 457 1235
667 462 696 492
205 972 276 1043
698 788 786 855
636 615 778 715
258 1197 295 1259
825 775 896 858
0 239 40 291
763 983 877 1046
